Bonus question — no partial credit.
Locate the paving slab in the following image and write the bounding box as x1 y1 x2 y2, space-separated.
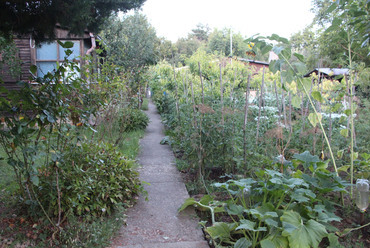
109 101 209 248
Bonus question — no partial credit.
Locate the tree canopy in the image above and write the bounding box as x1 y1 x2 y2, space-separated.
0 0 146 42
290 0 369 68
207 28 248 58
100 12 158 69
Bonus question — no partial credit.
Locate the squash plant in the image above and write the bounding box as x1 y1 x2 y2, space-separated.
180 151 347 248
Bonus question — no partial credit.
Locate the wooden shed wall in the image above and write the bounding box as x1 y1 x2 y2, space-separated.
0 39 32 88
17 39 33 81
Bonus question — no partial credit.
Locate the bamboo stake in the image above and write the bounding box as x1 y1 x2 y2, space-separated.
198 62 204 105
289 92 292 134
353 75 357 147
183 73 188 104
256 67 265 144
220 63 224 126
230 69 238 172
243 75 251 164
301 79 314 135
230 69 237 100
281 72 287 127
329 110 332 145
346 76 350 130
173 66 179 121
261 67 266 117
190 80 197 128
274 80 282 124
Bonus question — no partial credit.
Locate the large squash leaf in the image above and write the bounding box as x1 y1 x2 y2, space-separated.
281 211 327 248
236 219 267 232
261 234 289 248
206 222 236 244
234 237 252 248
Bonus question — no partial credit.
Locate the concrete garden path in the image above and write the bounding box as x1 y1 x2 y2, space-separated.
110 101 209 248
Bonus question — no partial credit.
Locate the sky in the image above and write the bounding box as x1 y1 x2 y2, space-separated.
137 0 316 42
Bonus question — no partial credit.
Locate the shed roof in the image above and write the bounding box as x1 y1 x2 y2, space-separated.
304 68 349 78
237 58 269 66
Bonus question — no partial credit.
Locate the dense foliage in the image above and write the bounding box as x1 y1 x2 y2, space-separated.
149 26 369 245
291 0 369 68
0 42 148 246
38 141 141 217
0 0 146 42
0 0 368 247
100 12 158 69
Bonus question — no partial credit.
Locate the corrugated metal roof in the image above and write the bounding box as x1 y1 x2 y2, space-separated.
304 68 349 77
237 58 269 66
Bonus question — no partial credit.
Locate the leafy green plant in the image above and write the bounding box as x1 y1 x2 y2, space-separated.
0 41 143 230
0 42 94 226
0 36 21 79
180 151 347 247
118 107 149 132
37 141 142 217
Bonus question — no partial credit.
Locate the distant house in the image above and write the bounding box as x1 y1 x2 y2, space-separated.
304 68 349 82
0 25 100 91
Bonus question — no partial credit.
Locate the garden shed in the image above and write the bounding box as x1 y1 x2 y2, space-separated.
0 25 100 91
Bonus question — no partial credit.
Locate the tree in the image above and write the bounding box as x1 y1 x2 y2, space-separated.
189 23 211 42
157 37 177 64
290 26 322 69
174 37 203 65
311 0 369 67
0 0 146 42
207 28 248 58
100 12 158 69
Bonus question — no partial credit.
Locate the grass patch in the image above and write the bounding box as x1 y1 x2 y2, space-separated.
88 123 145 160
0 149 18 197
141 98 149 111
53 204 127 248
117 130 145 159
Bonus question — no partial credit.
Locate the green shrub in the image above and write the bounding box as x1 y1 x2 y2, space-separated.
118 108 149 132
38 141 142 217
